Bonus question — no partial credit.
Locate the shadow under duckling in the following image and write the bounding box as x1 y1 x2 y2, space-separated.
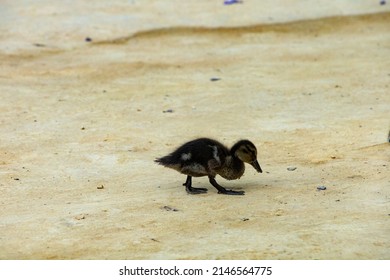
155 138 262 195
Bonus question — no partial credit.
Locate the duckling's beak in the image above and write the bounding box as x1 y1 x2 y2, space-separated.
250 160 262 173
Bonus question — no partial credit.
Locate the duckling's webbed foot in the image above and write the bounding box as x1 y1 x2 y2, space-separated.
183 176 208 194
208 176 245 195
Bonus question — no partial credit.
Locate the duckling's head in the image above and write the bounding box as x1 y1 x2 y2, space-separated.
233 140 262 173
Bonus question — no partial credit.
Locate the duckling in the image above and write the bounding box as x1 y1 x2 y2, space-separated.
155 138 262 195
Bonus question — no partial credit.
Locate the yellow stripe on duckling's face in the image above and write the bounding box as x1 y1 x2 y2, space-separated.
235 144 257 163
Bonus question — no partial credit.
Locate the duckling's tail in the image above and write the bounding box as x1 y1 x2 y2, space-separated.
154 155 172 166
155 155 182 172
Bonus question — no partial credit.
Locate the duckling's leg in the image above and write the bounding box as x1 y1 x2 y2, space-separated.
208 176 245 195
183 176 208 194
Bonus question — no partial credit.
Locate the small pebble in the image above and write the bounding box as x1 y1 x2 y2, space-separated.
287 167 297 171
163 109 174 113
241 218 249 221
85 37 92 42
97 185 104 190
224 0 243 5
210 77 221 82
162 206 178 212
75 214 86 220
380 1 386 5
317 186 327 191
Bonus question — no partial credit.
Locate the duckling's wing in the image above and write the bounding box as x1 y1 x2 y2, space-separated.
156 138 229 176
180 139 229 174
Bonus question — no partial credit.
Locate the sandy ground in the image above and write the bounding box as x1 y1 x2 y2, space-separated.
0 1 389 259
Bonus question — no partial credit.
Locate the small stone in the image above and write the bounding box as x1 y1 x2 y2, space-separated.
275 209 283 216
380 1 386 6
287 167 297 171
317 186 327 191
97 185 104 190
241 218 249 221
85 37 92 42
163 109 174 113
75 214 86 220
224 0 243 5
210 77 221 82
162 206 178 212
